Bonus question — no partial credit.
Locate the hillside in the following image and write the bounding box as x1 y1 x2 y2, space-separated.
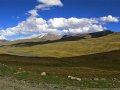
0 31 119 57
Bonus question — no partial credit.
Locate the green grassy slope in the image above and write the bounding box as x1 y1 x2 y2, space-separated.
0 50 120 88
0 50 120 77
0 33 120 57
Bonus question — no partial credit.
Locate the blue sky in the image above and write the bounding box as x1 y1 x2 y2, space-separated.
0 0 119 40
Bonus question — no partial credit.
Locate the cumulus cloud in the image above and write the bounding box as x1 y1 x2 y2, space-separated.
28 0 63 17
48 17 98 29
28 10 38 17
0 36 6 40
0 17 47 36
36 0 63 9
0 15 119 40
100 15 119 22
0 0 119 40
47 17 104 34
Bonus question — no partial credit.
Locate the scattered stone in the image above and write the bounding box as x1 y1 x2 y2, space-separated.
94 78 99 81
14 71 21 75
89 78 92 80
70 76 76 80
41 72 46 76
113 78 117 81
101 78 106 81
67 75 82 81
76 78 81 81
65 86 72 90
18 67 22 70
68 75 71 78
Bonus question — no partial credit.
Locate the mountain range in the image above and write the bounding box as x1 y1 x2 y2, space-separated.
0 39 8 42
0 30 114 43
0 30 119 58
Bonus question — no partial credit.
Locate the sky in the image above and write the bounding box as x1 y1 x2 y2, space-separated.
0 0 119 40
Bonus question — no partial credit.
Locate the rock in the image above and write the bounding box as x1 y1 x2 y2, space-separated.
94 78 99 81
68 75 71 78
18 67 22 70
70 76 76 80
76 78 81 81
101 78 106 81
41 72 46 76
65 86 72 90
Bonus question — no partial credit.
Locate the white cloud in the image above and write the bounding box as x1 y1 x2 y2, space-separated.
48 17 98 29
47 17 110 34
0 17 48 38
0 35 6 40
28 0 63 17
28 10 38 17
100 15 119 22
36 0 63 9
0 15 118 40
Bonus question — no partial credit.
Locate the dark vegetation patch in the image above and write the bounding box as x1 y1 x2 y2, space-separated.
0 50 119 78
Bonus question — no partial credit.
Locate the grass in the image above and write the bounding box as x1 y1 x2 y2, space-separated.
0 50 120 88
0 63 120 88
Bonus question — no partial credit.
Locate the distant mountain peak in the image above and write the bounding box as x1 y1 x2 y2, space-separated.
0 39 8 42
37 33 47 38
38 33 62 41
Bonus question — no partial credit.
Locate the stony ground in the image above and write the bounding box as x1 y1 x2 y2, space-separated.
1 78 120 90
0 77 40 90
0 77 82 90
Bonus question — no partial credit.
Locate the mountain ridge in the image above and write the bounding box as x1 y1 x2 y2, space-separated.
0 39 8 42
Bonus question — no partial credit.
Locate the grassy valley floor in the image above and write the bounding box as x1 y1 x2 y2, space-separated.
0 50 120 88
